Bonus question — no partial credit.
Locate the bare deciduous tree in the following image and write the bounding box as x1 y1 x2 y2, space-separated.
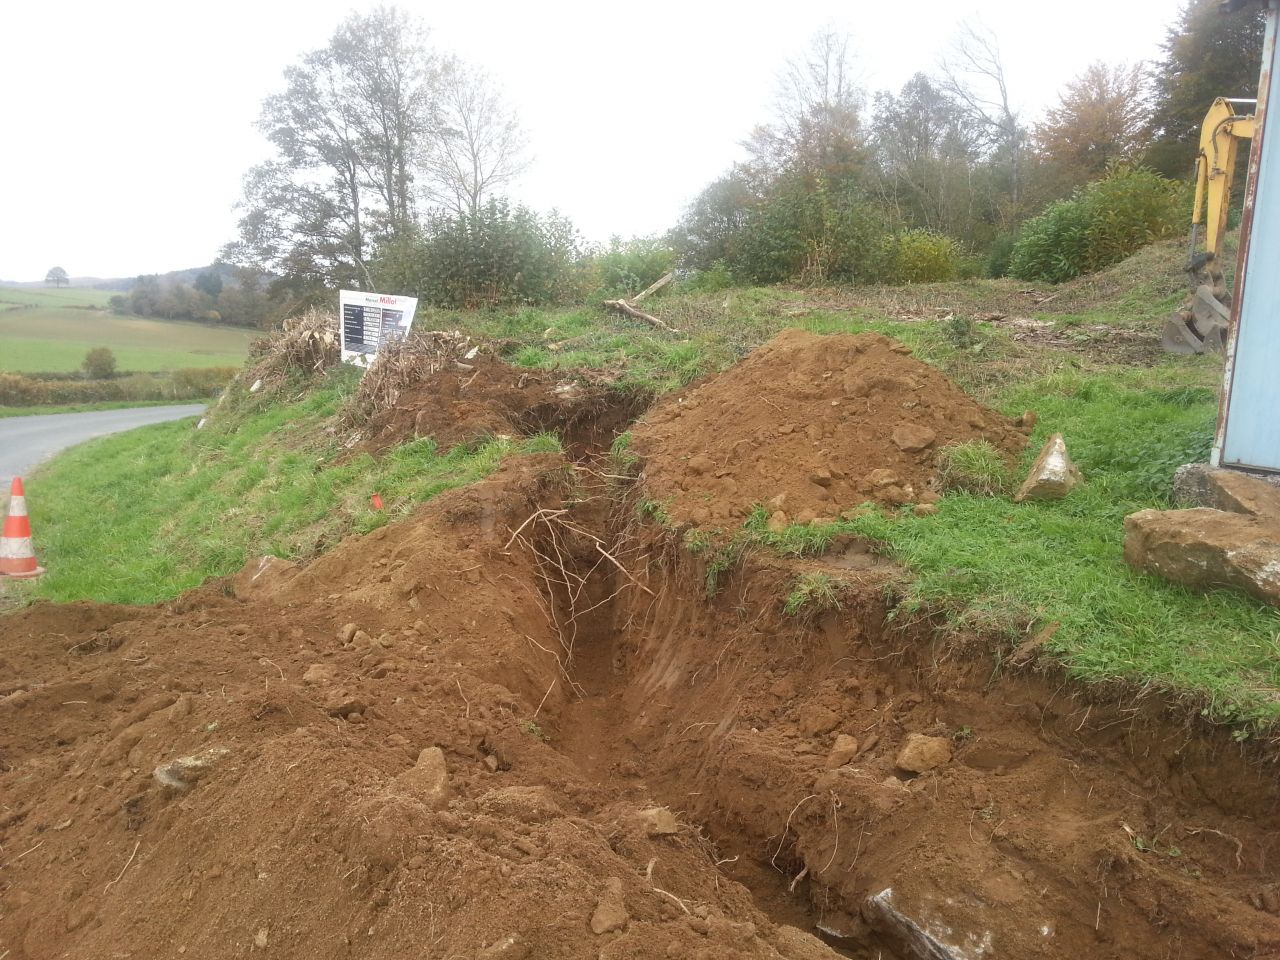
870 73 983 238
421 61 530 218
744 28 866 180
940 22 1027 221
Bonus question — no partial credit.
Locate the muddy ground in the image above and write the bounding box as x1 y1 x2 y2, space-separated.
2 331 1279 960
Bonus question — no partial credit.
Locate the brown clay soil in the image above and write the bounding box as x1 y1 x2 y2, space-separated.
4 330 1280 960
630 330 1031 527
354 355 634 459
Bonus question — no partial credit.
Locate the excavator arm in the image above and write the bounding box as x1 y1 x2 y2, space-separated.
1163 98 1257 353
1190 97 1256 269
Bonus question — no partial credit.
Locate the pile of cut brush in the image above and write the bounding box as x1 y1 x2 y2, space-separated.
340 330 485 427
245 308 341 387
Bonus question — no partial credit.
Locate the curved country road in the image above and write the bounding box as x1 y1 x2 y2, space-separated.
0 404 206 494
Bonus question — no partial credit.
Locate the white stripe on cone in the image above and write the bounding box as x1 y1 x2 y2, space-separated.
6 494 27 517
0 536 34 558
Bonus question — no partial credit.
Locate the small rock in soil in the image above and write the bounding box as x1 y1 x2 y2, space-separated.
768 510 790 533
895 734 953 775
477 934 530 958
302 664 336 685
826 734 860 769
775 924 849 959
892 423 937 453
153 746 231 791
687 455 713 476
866 468 901 489
636 806 679 836
913 503 939 517
325 696 367 718
590 878 628 935
799 703 839 737
168 694 194 722
394 746 449 808
1014 433 1081 503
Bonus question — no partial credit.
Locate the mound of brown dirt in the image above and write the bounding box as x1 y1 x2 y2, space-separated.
355 355 630 458
0 458 809 960
630 330 1030 526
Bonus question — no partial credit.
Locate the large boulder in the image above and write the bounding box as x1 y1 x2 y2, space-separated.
1123 507 1280 606
1172 465 1280 519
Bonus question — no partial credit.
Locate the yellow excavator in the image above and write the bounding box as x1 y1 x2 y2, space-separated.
1162 96 1257 354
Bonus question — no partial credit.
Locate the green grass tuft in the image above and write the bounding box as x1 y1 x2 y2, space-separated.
936 440 1012 496
784 572 842 618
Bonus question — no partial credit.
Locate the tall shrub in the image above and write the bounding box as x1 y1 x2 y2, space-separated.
1009 165 1183 283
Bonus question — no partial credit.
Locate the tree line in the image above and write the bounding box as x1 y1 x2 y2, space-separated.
108 267 278 328
218 0 1264 311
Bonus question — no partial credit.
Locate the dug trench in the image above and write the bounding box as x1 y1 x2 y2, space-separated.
3 334 1280 959
527 468 1280 960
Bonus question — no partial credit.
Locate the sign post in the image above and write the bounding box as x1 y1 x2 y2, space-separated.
338 290 419 367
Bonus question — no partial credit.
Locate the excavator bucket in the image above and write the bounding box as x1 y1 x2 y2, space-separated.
1162 285 1230 354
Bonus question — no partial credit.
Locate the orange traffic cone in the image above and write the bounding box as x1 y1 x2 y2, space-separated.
0 477 45 579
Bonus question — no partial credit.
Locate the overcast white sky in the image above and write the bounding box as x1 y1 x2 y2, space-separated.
0 0 1185 282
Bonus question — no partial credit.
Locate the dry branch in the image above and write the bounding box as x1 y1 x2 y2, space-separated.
603 274 681 334
602 298 681 334
630 271 674 304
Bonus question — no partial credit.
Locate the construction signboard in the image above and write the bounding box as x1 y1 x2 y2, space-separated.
339 290 419 367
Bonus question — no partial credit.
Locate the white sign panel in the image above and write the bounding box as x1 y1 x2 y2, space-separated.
339 290 419 366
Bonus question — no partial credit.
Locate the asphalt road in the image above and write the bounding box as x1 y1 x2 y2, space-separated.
0 404 206 494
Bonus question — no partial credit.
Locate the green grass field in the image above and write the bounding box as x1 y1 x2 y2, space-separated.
0 285 257 373
0 285 117 309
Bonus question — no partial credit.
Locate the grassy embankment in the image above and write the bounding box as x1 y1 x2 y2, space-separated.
9 239 1280 729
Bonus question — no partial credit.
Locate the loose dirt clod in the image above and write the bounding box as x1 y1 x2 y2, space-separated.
631 330 1028 525
894 734 952 775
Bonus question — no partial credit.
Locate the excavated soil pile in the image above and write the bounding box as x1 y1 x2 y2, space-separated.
631 329 1030 526
355 355 626 458
0 459 802 960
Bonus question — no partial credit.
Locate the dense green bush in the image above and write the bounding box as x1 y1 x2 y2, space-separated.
82 347 118 380
1009 166 1183 283
372 199 587 308
683 261 736 292
1008 197 1093 283
593 236 674 297
885 229 960 283
985 233 1018 278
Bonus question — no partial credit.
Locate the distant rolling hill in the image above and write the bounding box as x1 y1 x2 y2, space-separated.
0 263 239 291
